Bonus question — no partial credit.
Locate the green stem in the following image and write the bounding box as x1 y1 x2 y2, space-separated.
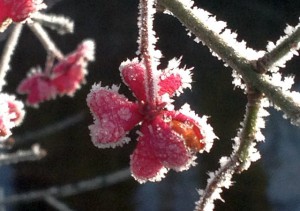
257 26 300 71
158 0 300 125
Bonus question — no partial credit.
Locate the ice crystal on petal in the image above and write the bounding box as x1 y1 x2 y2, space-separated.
119 58 147 101
87 84 143 148
146 116 195 171
130 133 167 183
159 58 192 97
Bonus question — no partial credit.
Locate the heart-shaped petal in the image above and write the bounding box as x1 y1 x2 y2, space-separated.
87 83 143 148
147 115 196 171
130 123 167 183
119 58 147 102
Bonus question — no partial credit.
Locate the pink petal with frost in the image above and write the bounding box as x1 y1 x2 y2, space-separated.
17 70 56 106
87 84 143 148
145 114 195 172
52 64 85 96
119 59 147 101
10 0 46 22
130 123 167 183
159 58 192 97
158 73 183 97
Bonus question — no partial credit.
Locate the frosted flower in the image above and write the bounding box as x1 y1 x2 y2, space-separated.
0 0 46 31
87 59 216 183
0 93 25 140
51 40 95 96
17 40 95 106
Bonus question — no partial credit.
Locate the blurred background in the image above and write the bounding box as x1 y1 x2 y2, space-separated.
1 0 300 210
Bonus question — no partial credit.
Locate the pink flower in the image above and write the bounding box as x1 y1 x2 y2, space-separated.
87 58 216 183
17 40 95 106
0 0 46 31
0 94 25 140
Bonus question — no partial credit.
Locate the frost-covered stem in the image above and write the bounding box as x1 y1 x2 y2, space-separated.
0 144 46 166
236 87 262 165
0 168 130 205
196 88 262 211
257 27 300 72
28 22 64 59
0 23 23 91
139 0 157 104
31 12 74 35
158 0 300 125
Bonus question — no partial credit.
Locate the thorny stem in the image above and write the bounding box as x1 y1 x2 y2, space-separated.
31 12 74 35
139 0 157 105
28 22 64 60
0 23 23 91
158 0 300 125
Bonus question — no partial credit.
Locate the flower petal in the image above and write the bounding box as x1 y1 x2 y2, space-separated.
87 83 143 148
52 40 95 96
177 104 217 153
130 123 167 183
158 58 192 97
145 115 196 172
119 58 147 102
17 68 56 106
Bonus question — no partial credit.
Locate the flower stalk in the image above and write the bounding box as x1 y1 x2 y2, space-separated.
139 0 157 105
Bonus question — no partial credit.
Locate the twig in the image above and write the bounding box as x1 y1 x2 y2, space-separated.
158 0 300 126
27 22 63 59
0 144 46 166
31 12 74 35
257 26 300 72
13 111 86 148
0 24 23 91
0 168 131 205
196 87 264 210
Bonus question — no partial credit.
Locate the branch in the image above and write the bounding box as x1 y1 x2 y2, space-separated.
257 26 300 71
44 196 74 211
0 144 46 166
158 0 300 126
0 24 23 91
13 111 86 148
196 88 264 210
27 22 63 59
0 168 130 205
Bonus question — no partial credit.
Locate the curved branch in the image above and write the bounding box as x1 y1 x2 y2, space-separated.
158 0 300 126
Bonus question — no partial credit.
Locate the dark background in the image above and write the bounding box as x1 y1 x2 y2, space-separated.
1 0 300 210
